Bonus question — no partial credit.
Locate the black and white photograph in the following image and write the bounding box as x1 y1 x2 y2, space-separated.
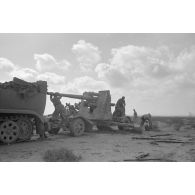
0 1 194 195
0 33 195 162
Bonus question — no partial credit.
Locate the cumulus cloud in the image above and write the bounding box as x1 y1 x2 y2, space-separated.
36 72 66 85
10 67 66 86
173 47 195 72
95 45 182 90
10 68 38 82
0 56 67 90
72 40 101 71
61 76 108 94
110 45 174 78
95 63 129 88
34 53 71 72
94 45 195 114
0 58 17 72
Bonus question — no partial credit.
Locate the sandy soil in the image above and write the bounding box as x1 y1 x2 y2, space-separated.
0 119 195 162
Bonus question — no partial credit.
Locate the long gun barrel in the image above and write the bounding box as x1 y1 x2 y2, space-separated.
47 91 99 100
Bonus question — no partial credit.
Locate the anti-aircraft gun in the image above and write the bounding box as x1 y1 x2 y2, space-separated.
46 90 115 136
45 90 140 136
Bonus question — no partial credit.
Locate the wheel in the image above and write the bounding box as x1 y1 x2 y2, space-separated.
96 124 104 131
48 127 61 135
17 118 33 140
85 122 93 132
70 118 85 136
118 125 124 130
0 120 20 144
118 116 131 131
47 120 61 134
97 124 113 131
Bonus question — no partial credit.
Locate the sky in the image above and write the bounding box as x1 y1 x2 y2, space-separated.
0 33 195 116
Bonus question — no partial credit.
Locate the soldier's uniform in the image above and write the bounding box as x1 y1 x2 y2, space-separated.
140 113 152 130
50 95 66 119
113 96 126 118
133 109 137 118
133 109 138 122
115 97 126 117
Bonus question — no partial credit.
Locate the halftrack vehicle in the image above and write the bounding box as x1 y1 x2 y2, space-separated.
0 77 47 144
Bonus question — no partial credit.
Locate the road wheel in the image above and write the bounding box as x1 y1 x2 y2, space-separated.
70 118 85 136
17 118 33 140
48 127 61 135
0 120 20 144
96 124 104 131
85 122 93 132
97 124 112 131
118 116 131 131
118 125 124 130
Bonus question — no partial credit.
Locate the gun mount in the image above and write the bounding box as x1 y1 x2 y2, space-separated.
47 90 114 121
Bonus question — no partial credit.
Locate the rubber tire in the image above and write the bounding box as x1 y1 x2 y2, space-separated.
17 118 33 141
0 120 20 144
85 122 93 132
118 125 124 130
48 127 60 135
96 124 105 131
70 118 85 136
97 124 113 131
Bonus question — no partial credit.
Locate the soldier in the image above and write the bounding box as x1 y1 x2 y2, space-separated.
140 113 152 131
50 93 66 120
133 109 138 121
113 96 126 118
35 118 47 139
115 96 126 116
133 109 137 119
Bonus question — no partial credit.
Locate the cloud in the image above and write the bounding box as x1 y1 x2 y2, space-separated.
72 40 101 71
110 45 174 78
10 68 38 82
0 58 17 72
61 76 108 94
173 47 195 72
94 45 195 114
95 45 179 90
34 53 71 72
10 67 66 86
0 56 67 91
36 72 66 85
95 63 129 88
0 58 38 83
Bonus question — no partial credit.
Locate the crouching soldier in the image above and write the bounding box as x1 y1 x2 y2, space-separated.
140 113 152 131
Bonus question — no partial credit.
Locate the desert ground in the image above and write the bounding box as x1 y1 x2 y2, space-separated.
0 116 195 162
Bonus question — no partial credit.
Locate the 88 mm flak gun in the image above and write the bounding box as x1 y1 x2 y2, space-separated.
45 90 116 136
45 90 145 137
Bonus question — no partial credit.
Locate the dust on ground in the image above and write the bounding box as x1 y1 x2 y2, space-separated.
0 116 195 162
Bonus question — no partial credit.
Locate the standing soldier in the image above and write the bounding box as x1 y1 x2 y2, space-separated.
133 109 138 121
114 96 126 117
